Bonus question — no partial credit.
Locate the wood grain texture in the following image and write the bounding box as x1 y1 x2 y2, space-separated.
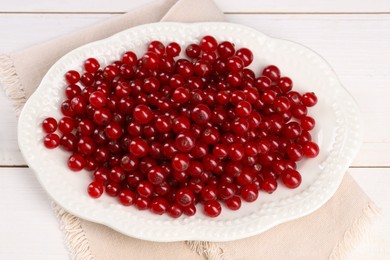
0 3 388 259
0 168 69 259
0 0 389 13
1 13 389 166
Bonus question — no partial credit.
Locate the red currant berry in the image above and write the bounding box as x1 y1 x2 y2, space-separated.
129 137 149 158
68 154 85 171
43 133 60 149
118 189 137 206
84 58 100 73
262 65 280 82
226 196 241 210
204 200 222 217
172 153 190 172
303 141 319 158
150 197 169 215
241 183 259 202
42 117 57 133
176 188 195 207
200 35 218 52
65 70 80 84
87 181 104 198
302 92 318 107
281 169 302 189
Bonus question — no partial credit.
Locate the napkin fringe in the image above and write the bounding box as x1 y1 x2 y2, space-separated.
329 202 381 260
0 54 26 114
52 203 94 260
186 241 230 260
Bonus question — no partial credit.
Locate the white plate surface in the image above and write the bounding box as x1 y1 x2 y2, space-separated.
18 22 361 242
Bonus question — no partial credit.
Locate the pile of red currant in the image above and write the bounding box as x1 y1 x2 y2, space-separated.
41 35 319 218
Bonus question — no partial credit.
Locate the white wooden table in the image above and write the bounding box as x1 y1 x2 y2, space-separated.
1 1 389 259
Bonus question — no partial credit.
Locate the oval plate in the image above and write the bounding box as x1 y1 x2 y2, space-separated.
18 22 361 242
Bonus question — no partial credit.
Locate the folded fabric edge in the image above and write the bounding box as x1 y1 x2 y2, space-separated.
0 54 26 115
329 201 381 260
52 203 94 260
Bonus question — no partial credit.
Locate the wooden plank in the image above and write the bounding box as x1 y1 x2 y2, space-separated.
0 168 68 259
0 167 388 259
1 14 390 166
0 0 389 13
0 14 113 52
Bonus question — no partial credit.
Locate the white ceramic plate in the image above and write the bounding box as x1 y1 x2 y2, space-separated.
18 22 361 242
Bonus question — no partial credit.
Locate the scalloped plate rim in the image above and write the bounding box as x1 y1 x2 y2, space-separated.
18 22 362 242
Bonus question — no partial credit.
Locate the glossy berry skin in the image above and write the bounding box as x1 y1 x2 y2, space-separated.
133 105 153 125
228 144 245 161
148 166 165 185
77 119 94 136
201 186 218 201
200 35 218 52
261 178 278 194
191 104 211 125
105 122 123 140
103 65 119 81
172 153 190 172
286 143 304 161
274 96 291 112
236 48 253 67
175 132 196 152
172 87 190 104
168 203 183 218
43 38 321 218
84 58 100 73
109 166 125 183
44 133 60 149
118 189 137 206
204 200 222 217
217 41 235 58
241 183 259 202
225 196 241 210
129 138 149 158
166 42 181 57
176 188 195 207
77 136 96 155
142 51 160 69
150 197 169 215
58 117 74 134
122 51 137 66
281 169 302 189
87 181 104 198
89 91 106 108
60 133 77 151
137 181 154 197
65 70 80 84
65 84 82 99
93 108 112 126
278 77 293 93
136 197 151 210
218 183 236 200
303 141 320 158
68 154 85 171
235 101 252 117
227 56 244 72
155 116 172 133
148 40 165 56
262 65 280 82
42 117 57 133
301 116 315 131
302 92 318 107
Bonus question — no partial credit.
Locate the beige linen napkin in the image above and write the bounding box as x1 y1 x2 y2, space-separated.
0 0 379 259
